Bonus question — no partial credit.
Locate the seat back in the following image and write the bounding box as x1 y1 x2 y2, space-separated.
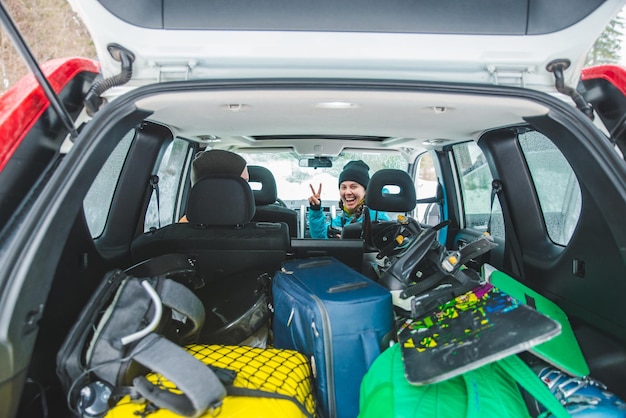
342 169 417 247
366 169 417 213
248 165 298 237
187 175 256 226
131 175 290 279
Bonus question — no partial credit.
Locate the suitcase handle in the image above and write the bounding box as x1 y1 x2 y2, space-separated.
328 281 370 293
296 259 334 269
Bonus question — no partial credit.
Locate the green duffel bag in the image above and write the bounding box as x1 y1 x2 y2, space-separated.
358 344 570 418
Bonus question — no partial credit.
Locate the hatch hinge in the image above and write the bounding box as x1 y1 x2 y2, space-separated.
486 65 535 88
546 59 594 120
84 43 135 116
151 61 197 82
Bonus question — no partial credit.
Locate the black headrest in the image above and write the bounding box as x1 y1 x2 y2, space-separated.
186 176 256 225
248 165 278 206
366 169 416 212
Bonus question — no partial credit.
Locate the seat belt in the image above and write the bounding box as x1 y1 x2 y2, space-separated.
150 174 161 229
487 179 525 279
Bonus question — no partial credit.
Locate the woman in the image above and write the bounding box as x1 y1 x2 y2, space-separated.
307 160 389 239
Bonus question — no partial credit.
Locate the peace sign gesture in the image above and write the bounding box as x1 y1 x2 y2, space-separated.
308 183 322 209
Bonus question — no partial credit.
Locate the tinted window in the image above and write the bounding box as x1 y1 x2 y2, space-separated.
99 0 604 35
144 138 193 231
452 142 504 238
519 131 581 245
83 129 135 238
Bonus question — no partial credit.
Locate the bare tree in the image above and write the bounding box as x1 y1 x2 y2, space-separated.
0 0 95 94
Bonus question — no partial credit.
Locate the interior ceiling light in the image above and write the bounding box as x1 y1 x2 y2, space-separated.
423 139 446 145
221 103 250 112
315 101 359 109
197 135 221 143
432 106 452 114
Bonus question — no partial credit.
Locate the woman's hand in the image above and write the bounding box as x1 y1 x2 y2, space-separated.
308 183 322 210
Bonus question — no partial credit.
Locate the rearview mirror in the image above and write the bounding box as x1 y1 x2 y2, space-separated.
299 157 333 168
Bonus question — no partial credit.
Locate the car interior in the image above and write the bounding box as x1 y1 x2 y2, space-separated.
8 74 625 417
3 1 626 415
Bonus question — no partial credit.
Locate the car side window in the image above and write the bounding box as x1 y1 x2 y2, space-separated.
452 142 505 238
144 138 194 232
518 131 581 246
83 129 135 238
414 152 441 226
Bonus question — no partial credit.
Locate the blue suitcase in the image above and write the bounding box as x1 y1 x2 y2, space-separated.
272 257 394 418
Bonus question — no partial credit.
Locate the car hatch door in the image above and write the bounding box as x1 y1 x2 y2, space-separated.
0 3 100 232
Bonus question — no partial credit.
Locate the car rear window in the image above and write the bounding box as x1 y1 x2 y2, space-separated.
98 0 604 35
83 129 134 238
519 131 582 246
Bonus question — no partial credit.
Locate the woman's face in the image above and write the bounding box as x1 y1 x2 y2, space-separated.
339 181 366 211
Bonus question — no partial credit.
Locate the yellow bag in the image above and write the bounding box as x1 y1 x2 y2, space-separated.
106 345 316 418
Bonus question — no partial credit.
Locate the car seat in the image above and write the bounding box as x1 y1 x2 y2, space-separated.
248 165 298 237
342 169 417 250
131 175 290 280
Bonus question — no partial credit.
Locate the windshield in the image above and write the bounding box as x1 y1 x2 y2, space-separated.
243 151 407 203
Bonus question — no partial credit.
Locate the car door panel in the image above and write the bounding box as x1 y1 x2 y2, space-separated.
477 119 626 399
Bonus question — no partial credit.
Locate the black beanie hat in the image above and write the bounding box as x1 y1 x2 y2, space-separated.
338 160 370 189
191 149 247 185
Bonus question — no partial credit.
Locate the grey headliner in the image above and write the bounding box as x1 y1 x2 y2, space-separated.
136 87 551 156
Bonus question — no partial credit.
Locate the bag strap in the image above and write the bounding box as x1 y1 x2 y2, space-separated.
131 341 313 418
497 355 570 418
131 333 226 417
460 373 480 418
159 278 206 342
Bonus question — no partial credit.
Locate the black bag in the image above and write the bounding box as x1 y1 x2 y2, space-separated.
57 270 226 417
125 253 206 290
127 254 272 347
197 271 271 346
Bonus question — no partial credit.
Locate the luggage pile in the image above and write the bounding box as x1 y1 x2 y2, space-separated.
56 250 395 418
56 256 316 418
56 231 626 418
357 215 626 417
